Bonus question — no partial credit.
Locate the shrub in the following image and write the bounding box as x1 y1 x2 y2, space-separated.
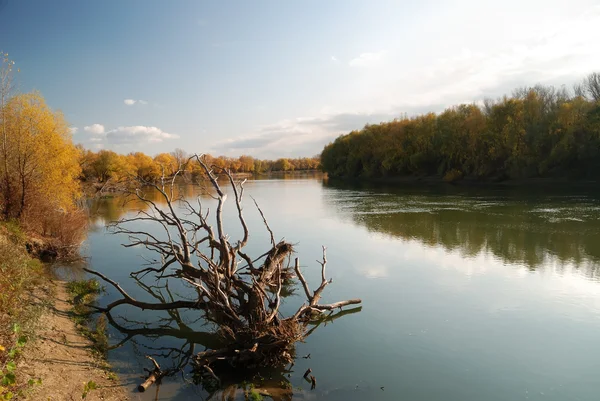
443 168 464 183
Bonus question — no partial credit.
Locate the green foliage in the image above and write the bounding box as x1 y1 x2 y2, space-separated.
66 279 109 357
66 280 110 358
0 324 41 400
239 383 264 401
66 279 103 302
81 380 97 399
0 221 25 244
248 389 264 401
321 75 600 182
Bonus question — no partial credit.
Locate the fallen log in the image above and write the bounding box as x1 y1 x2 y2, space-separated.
138 356 165 392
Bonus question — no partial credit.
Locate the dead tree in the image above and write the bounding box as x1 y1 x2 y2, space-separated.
85 154 361 380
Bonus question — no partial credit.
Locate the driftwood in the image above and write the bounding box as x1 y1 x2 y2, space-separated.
138 356 165 392
85 154 362 387
302 369 316 390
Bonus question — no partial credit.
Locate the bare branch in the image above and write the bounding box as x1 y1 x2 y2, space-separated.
251 196 275 247
294 257 312 302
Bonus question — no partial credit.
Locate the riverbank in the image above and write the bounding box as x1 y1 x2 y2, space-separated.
325 174 600 188
20 280 129 401
0 224 128 400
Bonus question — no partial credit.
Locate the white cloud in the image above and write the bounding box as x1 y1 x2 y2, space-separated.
82 123 177 145
105 126 179 144
331 56 339 62
124 99 149 106
69 127 78 134
93 143 104 149
349 51 385 67
83 124 105 135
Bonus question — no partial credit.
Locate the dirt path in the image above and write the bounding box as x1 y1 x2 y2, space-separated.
19 280 130 401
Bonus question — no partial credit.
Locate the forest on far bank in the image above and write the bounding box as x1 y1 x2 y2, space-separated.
321 72 600 182
78 149 320 184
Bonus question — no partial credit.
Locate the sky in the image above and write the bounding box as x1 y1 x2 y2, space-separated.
1 0 599 158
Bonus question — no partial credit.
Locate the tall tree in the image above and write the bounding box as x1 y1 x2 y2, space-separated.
2 92 81 218
0 52 16 218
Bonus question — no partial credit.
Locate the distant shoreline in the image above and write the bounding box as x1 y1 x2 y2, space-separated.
325 175 600 188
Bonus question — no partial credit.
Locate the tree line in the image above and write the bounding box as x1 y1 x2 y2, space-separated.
78 149 320 184
321 72 600 182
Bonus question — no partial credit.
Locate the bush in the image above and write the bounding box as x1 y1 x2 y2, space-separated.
443 169 464 183
23 205 88 260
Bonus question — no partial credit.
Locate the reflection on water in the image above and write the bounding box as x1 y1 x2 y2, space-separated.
86 182 218 226
323 180 600 275
64 177 600 401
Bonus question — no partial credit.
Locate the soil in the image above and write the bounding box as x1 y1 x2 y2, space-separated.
18 280 131 401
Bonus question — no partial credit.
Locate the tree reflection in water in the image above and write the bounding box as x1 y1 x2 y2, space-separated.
324 179 600 275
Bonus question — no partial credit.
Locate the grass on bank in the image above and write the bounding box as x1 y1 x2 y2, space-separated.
0 221 108 400
0 222 47 400
65 279 109 358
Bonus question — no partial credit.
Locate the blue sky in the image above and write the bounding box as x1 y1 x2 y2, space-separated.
1 0 599 158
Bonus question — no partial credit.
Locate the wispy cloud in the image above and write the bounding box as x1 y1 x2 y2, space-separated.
331 56 339 62
210 112 399 158
69 127 78 134
138 100 148 105
349 51 385 67
83 124 105 135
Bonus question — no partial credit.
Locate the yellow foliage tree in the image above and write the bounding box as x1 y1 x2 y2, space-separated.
153 152 178 175
1 92 81 218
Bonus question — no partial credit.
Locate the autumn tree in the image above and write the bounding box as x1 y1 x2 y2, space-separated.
238 155 255 172
1 92 81 218
154 152 178 176
127 152 161 181
0 86 84 257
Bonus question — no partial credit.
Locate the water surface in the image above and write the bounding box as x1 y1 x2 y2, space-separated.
62 176 600 400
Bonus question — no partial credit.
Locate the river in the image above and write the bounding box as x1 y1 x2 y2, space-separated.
58 175 600 400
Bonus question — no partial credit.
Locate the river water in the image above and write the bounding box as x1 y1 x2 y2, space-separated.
60 175 600 400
